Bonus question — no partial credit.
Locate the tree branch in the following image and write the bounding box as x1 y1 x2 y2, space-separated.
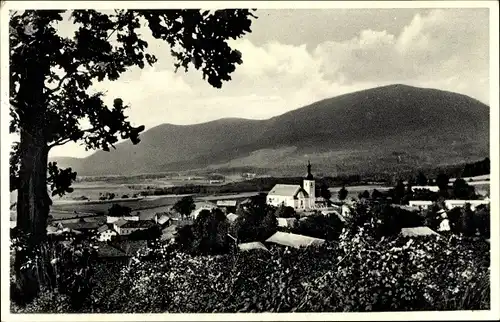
47 126 97 148
45 73 72 96
48 137 73 149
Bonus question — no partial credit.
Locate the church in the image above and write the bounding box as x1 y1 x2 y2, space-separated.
266 161 319 210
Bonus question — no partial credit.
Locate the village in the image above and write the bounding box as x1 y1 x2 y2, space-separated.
30 161 490 262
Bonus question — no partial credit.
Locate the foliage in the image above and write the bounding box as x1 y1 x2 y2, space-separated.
436 172 450 193
99 192 116 200
319 182 332 201
127 225 161 241
274 204 297 219
233 199 277 243
191 208 230 255
172 196 196 219
11 198 491 313
107 203 132 217
452 178 477 200
416 171 428 186
338 186 348 201
345 202 424 239
32 229 487 313
358 190 370 199
10 235 97 310
447 204 490 238
10 10 257 303
292 213 344 241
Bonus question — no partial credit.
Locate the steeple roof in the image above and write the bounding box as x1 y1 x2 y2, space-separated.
305 160 314 180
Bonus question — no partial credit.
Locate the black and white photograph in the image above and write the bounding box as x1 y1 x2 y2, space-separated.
1 1 499 320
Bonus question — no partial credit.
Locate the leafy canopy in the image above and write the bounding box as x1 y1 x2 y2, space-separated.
9 9 257 193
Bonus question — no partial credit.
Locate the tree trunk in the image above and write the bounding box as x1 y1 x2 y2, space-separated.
14 127 51 303
13 59 50 303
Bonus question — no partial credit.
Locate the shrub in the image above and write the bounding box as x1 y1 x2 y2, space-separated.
10 234 98 312
111 229 489 313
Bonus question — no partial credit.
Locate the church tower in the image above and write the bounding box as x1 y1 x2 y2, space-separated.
303 161 315 208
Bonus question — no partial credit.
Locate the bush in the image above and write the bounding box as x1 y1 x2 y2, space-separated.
10 235 97 312
109 230 489 313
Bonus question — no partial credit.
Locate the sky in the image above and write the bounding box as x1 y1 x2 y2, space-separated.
43 8 490 158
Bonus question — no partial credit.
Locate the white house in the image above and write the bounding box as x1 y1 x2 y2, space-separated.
97 225 117 242
113 219 155 235
266 162 316 210
191 201 218 219
444 199 490 211
265 231 325 249
408 200 434 209
277 217 298 228
411 186 440 192
107 214 140 224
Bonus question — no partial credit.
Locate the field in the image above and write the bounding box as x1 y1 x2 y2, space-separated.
9 174 489 223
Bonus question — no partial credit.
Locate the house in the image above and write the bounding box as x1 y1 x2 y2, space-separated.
154 212 173 227
226 213 239 223
267 162 316 210
277 217 298 228
191 201 218 219
238 242 268 252
408 200 433 209
216 200 238 213
444 199 490 211
328 203 351 218
160 219 192 243
46 225 59 235
411 186 440 193
61 218 100 233
314 196 329 209
400 227 440 237
265 231 325 249
391 204 421 212
114 220 155 236
97 224 117 242
161 225 178 242
107 214 140 224
320 209 346 223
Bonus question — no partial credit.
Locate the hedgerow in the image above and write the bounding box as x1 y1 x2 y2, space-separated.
85 230 489 313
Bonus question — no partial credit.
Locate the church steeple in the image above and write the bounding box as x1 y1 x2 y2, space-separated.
305 160 314 180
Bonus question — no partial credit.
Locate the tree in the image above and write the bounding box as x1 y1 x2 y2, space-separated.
319 182 332 203
452 178 476 200
416 171 428 186
371 189 383 200
338 186 348 201
358 190 370 200
172 196 196 219
294 213 344 241
392 180 406 204
274 204 296 219
260 210 278 241
9 9 256 302
234 198 276 243
436 172 450 191
107 203 132 217
191 208 229 255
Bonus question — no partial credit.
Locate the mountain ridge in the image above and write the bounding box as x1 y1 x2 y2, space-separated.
50 84 490 177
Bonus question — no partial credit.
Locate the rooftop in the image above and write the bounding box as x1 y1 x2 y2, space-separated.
268 184 304 197
238 242 269 252
400 226 440 237
265 231 325 249
120 220 156 229
217 200 238 207
226 213 239 222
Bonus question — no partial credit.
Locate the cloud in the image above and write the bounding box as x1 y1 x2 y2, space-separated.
49 8 490 158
